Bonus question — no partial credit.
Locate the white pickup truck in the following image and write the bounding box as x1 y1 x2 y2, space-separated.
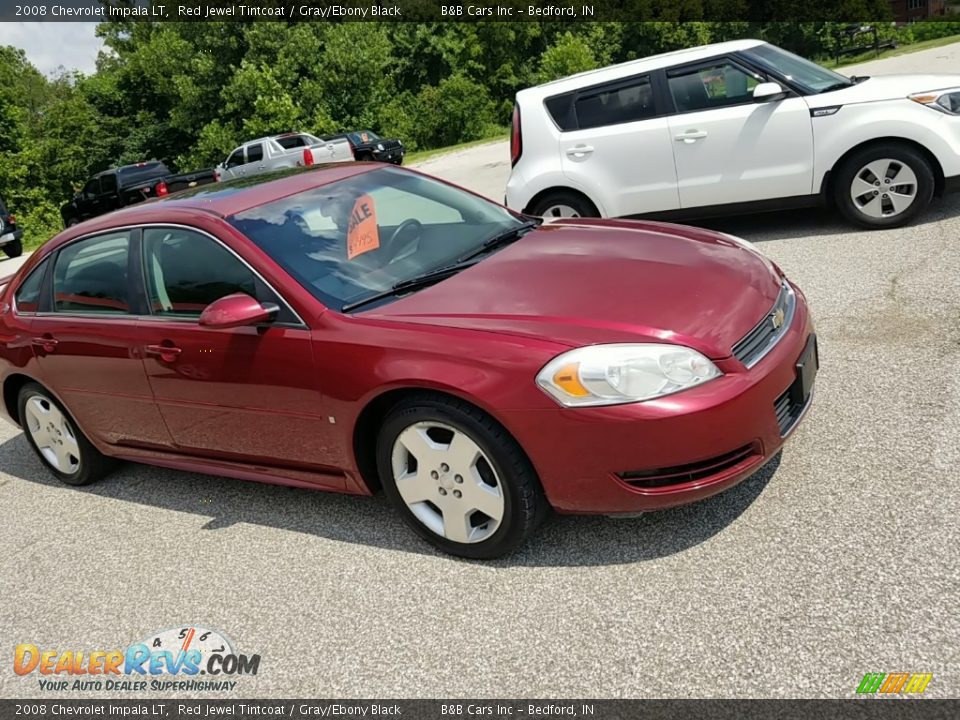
216 132 354 181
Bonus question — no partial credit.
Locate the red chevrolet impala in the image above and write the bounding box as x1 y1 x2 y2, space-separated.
0 164 817 558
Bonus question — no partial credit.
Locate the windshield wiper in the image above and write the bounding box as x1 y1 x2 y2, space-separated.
819 80 854 93
340 261 480 313
340 220 541 313
454 219 541 264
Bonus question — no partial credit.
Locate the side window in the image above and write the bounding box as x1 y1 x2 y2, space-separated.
82 178 101 199
14 259 49 313
247 144 264 163
668 61 762 113
225 149 245 168
545 93 576 131
143 228 261 318
574 76 656 130
100 173 118 194
53 232 131 315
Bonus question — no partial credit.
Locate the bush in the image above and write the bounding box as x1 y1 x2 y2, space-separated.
909 21 960 43
411 74 496 149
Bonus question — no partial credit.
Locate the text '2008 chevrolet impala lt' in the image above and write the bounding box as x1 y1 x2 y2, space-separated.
0 164 817 558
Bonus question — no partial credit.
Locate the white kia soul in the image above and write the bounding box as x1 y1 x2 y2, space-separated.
505 39 960 228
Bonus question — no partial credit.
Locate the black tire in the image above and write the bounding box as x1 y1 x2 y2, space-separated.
66 217 80 228
376 394 548 559
833 144 935 229
528 190 599 219
2 238 22 258
17 382 115 486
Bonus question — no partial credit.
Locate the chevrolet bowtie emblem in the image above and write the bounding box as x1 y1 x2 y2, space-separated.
772 308 786 329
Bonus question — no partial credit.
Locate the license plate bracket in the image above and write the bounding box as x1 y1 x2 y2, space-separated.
790 334 819 405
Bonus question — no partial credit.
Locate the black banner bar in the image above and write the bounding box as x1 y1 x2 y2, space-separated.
3 0 905 23
2 700 959 720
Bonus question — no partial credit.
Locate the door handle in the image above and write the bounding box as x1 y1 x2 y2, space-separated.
145 343 182 362
31 336 58 353
565 145 594 158
675 130 708 143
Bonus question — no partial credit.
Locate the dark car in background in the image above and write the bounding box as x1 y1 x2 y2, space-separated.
0 195 23 259
60 162 217 227
331 130 405 164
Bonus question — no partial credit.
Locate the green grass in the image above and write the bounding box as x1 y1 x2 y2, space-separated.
820 34 960 69
405 130 510 165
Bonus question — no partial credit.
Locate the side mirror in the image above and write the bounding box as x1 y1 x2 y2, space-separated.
753 82 788 103
198 293 278 329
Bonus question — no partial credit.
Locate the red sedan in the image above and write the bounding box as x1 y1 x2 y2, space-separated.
0 164 817 558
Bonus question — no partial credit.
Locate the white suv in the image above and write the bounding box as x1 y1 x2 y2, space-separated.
505 39 960 229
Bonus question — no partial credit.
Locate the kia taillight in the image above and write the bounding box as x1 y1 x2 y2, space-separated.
510 104 522 167
156 181 168 197
303 147 314 166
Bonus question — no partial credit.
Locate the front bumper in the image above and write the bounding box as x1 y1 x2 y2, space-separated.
501 287 817 514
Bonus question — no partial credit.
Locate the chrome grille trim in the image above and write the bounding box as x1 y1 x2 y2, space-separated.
732 281 796 369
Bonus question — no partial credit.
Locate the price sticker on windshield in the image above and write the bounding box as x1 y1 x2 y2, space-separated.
347 194 380 259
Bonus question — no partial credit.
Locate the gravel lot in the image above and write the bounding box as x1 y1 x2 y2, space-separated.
2 44 959 700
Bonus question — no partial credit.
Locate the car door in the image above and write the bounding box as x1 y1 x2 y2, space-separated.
77 177 102 220
244 142 266 175
27 229 174 449
221 148 246 180
665 57 814 209
97 172 123 213
137 226 342 480
559 73 680 216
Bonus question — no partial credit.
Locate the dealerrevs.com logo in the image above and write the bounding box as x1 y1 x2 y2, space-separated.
14 626 260 692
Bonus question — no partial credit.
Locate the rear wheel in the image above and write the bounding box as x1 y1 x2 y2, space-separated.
2 238 22 258
528 190 598 220
376 394 548 559
834 144 934 229
18 383 114 486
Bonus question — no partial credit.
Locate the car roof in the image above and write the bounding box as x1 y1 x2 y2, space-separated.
519 39 766 99
46 163 381 248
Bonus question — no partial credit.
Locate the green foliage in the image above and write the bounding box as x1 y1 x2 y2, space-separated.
0 19 956 251
538 32 600 83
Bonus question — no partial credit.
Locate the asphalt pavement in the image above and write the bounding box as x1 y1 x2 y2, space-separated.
1 44 959 700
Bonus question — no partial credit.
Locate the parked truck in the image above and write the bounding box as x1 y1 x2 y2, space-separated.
215 132 354 181
60 161 217 227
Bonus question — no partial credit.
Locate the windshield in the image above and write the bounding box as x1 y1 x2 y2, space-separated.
349 131 379 144
229 167 524 311
741 43 852 94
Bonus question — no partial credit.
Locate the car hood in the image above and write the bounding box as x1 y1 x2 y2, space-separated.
807 74 960 108
365 219 783 359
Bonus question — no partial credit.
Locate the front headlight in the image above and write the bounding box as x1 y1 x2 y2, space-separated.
909 88 960 115
536 344 722 407
376 143 385 151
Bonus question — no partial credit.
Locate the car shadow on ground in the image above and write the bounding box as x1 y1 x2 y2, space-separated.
0 432 779 567
686 193 960 243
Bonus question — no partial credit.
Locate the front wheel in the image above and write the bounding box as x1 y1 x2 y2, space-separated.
528 190 599 220
376 395 548 559
2 238 22 258
18 382 114 486
833 145 934 229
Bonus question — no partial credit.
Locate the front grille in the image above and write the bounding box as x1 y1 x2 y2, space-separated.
774 387 811 436
732 281 796 368
618 443 760 489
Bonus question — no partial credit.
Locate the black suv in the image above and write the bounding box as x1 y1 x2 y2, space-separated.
0 194 23 259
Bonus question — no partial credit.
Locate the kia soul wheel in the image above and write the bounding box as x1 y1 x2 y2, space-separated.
835 145 934 229
377 395 547 559
18 383 113 486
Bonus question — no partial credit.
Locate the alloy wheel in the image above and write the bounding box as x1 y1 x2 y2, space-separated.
541 204 581 219
850 158 918 219
390 421 504 544
24 394 81 474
